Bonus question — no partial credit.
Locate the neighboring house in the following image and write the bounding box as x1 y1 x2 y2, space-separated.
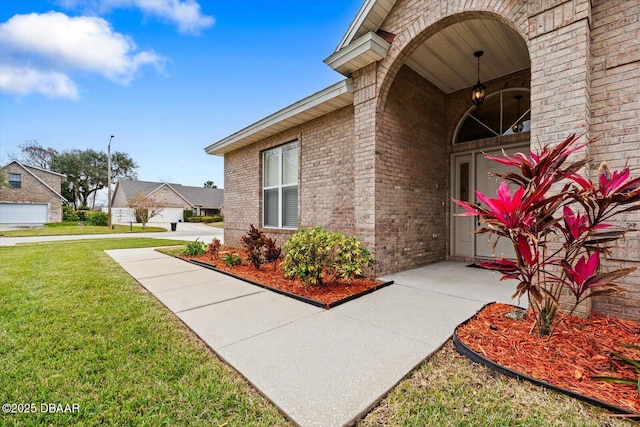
111 180 224 223
205 1 639 320
0 161 66 224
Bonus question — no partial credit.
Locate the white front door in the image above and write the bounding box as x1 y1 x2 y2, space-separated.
474 148 519 259
452 145 525 259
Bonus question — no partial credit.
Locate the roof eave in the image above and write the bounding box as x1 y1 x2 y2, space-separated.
324 31 390 76
335 0 397 51
204 79 354 156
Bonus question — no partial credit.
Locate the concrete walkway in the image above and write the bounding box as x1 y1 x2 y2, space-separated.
0 222 221 246
107 247 518 427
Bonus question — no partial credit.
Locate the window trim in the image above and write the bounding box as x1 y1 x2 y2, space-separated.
262 141 299 229
453 88 531 145
8 173 21 189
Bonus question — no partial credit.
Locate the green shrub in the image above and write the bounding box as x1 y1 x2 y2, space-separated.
282 227 373 286
85 211 108 226
62 206 79 221
77 207 89 221
222 252 242 267
183 209 194 222
182 239 206 256
187 215 223 223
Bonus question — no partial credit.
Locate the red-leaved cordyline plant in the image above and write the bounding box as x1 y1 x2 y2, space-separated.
455 134 640 336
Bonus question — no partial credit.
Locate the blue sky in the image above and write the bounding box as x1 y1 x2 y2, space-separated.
0 0 362 191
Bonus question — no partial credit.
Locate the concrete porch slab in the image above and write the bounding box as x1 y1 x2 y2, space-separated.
379 261 518 306
333 284 490 346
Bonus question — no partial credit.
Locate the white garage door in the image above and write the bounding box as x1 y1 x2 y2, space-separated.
150 208 183 223
0 203 48 224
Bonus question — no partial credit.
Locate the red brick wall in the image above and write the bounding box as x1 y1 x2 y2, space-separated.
223 106 355 249
374 65 448 274
588 0 640 321
0 163 64 223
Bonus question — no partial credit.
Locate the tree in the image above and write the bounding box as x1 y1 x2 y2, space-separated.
126 192 164 229
10 140 58 169
51 149 138 210
204 180 217 188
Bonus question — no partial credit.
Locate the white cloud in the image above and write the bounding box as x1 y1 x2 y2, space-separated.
60 0 215 35
0 66 80 99
0 12 165 98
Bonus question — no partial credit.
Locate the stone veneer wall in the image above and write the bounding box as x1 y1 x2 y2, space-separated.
223 105 355 249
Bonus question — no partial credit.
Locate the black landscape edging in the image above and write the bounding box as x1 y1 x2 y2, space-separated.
183 257 393 310
452 302 638 418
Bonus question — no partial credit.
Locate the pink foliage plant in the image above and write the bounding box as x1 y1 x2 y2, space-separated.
455 135 640 336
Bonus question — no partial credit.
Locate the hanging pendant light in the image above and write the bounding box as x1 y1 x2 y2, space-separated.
471 51 486 108
512 95 524 133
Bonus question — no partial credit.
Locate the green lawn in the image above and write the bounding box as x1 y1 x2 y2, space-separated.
0 223 166 237
0 238 291 426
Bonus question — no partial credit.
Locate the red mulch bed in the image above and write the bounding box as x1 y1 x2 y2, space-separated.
181 250 386 308
456 303 640 414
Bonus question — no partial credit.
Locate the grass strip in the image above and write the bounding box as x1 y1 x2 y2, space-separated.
0 238 291 426
0 223 167 237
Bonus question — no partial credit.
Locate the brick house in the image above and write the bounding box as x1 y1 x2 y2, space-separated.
205 0 639 319
0 161 66 224
111 180 224 223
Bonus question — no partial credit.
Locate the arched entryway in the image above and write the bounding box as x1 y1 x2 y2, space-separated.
374 13 531 272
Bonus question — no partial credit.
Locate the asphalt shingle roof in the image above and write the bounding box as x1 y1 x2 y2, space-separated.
117 180 223 209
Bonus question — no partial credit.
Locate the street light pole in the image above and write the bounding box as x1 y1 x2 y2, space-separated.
107 135 114 229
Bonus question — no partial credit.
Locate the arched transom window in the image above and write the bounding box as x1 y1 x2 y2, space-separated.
455 88 530 144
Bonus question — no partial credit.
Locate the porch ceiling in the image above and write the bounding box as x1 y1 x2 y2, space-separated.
406 18 530 94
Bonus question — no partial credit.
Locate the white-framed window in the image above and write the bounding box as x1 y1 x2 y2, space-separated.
262 141 298 229
8 173 21 189
454 88 531 144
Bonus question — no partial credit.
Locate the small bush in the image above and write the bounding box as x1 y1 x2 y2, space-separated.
183 209 194 222
282 227 374 286
208 238 221 260
222 252 242 267
63 206 79 222
182 239 206 256
77 208 89 221
187 215 223 223
85 211 108 226
241 225 281 270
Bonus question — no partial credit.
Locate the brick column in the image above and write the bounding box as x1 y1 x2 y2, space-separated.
528 0 593 316
528 0 592 146
352 63 378 258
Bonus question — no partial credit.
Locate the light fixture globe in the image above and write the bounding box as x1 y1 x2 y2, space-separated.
471 81 486 107
471 51 486 108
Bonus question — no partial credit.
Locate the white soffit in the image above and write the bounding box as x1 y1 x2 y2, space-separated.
405 19 530 94
324 31 391 76
336 0 397 51
205 79 353 156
